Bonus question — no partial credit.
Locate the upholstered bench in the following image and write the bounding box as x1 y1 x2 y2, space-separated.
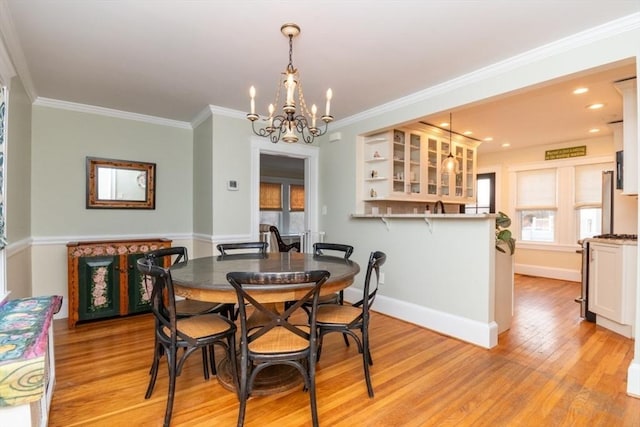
0 295 62 426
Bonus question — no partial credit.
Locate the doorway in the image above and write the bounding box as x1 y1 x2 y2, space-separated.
259 153 305 240
249 138 320 242
465 172 496 214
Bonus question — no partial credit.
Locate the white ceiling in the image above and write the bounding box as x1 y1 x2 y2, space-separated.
2 1 639 154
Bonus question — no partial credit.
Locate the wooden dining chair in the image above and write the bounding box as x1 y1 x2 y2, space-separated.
316 250 386 398
144 247 235 380
136 258 238 427
269 225 300 252
226 269 330 427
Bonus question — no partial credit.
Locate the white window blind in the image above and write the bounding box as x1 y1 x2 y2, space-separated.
574 163 609 208
516 169 557 209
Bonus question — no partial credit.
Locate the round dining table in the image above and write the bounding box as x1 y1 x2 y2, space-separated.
170 251 360 395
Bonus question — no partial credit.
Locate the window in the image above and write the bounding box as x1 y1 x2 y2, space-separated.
575 163 610 239
516 169 556 242
259 182 282 210
512 158 613 247
288 184 305 234
259 180 305 235
0 85 7 299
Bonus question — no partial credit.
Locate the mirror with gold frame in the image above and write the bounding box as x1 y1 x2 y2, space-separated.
86 157 156 209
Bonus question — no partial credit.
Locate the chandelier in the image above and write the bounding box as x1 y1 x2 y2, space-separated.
247 23 333 144
441 113 460 174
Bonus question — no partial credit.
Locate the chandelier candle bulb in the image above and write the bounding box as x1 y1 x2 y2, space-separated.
286 73 295 105
268 103 274 127
326 88 332 116
311 104 317 128
249 86 256 115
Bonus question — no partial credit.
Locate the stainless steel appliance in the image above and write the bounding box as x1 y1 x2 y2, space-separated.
577 238 596 321
602 170 614 234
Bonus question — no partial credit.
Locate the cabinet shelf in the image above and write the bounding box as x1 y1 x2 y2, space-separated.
365 158 387 162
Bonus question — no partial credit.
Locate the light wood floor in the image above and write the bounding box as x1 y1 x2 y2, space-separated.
49 275 640 426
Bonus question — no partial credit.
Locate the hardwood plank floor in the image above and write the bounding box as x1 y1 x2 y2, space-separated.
49 275 640 426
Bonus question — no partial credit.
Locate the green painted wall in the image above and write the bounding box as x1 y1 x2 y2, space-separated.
31 106 193 236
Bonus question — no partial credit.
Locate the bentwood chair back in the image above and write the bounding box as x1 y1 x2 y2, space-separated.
226 269 330 427
217 241 268 255
313 242 354 305
136 258 238 427
145 247 235 378
316 250 386 397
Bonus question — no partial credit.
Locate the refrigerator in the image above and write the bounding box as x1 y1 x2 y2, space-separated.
602 170 613 234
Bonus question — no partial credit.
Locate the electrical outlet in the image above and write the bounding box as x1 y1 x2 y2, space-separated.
379 272 385 285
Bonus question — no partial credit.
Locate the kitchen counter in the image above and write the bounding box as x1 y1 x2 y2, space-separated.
348 211 511 348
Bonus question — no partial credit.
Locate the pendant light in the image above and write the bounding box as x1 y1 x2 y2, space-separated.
441 113 459 174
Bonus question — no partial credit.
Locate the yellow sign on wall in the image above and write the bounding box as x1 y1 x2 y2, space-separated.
545 146 587 160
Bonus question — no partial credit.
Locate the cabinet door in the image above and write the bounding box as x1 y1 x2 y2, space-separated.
391 129 406 195
78 256 120 321
588 243 623 322
439 140 451 196
426 137 438 196
127 253 153 313
406 132 422 197
465 147 476 199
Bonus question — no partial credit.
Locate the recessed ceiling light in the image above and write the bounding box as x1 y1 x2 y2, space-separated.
440 122 449 127
589 128 600 133
573 87 589 94
587 103 605 110
483 137 493 142
501 143 511 148
463 130 473 135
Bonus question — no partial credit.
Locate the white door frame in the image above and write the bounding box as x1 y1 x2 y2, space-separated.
250 137 319 241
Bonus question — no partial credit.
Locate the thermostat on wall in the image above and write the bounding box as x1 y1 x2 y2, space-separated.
227 180 238 191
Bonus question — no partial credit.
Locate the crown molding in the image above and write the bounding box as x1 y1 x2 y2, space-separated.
191 104 246 128
33 97 192 129
333 12 640 130
0 1 36 100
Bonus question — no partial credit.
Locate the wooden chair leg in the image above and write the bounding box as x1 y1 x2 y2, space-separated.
209 344 217 375
201 347 210 380
164 347 178 427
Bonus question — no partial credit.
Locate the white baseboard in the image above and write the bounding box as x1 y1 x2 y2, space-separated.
628 361 640 398
344 287 498 349
515 263 580 282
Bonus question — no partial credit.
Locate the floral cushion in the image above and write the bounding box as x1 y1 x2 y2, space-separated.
0 295 62 406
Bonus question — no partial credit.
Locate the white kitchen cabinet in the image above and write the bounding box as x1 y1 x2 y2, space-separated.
588 241 637 334
614 78 637 195
363 129 423 201
362 125 477 205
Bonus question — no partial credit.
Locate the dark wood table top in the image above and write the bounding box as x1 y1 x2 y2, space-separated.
170 252 360 304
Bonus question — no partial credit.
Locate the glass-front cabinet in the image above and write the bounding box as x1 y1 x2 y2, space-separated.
364 129 423 200
361 124 478 210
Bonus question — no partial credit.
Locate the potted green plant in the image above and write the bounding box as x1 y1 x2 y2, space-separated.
496 211 516 255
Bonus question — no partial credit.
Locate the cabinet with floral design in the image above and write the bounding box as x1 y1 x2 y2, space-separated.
67 238 172 327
